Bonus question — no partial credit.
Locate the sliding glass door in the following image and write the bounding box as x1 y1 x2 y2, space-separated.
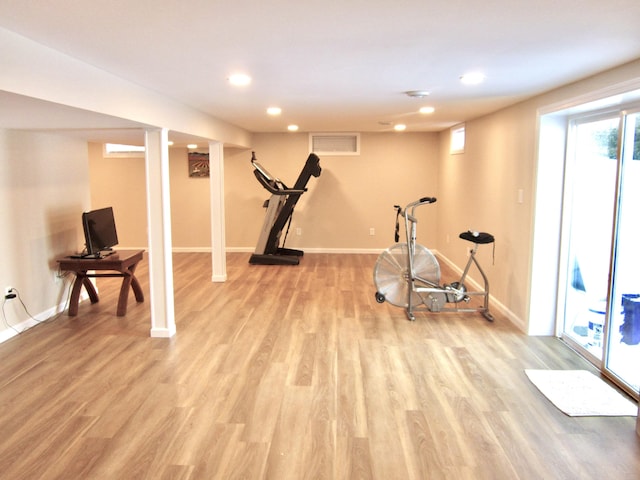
605 111 640 394
560 109 640 398
560 114 619 361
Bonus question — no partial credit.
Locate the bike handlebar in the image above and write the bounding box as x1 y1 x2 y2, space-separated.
393 197 437 235
392 196 437 241
397 196 436 215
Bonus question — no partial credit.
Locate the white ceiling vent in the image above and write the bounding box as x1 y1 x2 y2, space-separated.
309 133 360 156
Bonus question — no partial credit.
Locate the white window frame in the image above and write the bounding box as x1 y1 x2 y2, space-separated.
450 124 466 154
309 133 360 156
103 143 146 158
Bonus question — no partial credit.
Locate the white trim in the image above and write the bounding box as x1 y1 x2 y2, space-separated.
0 291 89 344
530 77 640 337
538 78 640 116
150 327 176 338
438 253 525 332
209 141 227 283
227 247 383 254
118 246 213 253
144 128 176 339
302 247 387 254
125 246 449 255
171 246 212 252
225 246 254 253
0 309 54 343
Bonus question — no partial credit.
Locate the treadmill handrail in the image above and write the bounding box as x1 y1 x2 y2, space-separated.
253 169 307 195
280 188 307 195
251 159 278 183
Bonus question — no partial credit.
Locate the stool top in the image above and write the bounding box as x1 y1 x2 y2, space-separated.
459 231 495 244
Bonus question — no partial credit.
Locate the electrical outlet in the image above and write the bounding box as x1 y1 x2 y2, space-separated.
369 227 375 236
296 227 302 236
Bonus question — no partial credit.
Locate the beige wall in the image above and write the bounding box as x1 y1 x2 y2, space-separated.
88 145 213 251
169 149 213 250
436 58 640 331
89 132 440 252
436 101 537 328
87 143 148 248
225 132 440 251
0 129 90 341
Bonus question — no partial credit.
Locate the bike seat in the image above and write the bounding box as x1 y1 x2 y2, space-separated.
459 231 495 244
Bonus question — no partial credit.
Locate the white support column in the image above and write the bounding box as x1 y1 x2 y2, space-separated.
209 141 227 282
144 128 176 337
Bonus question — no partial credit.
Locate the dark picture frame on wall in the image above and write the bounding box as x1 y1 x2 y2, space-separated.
188 152 210 177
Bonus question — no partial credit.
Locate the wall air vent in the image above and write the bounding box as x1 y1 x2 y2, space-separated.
309 133 360 156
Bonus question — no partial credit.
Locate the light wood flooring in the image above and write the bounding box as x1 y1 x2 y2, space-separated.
0 252 638 479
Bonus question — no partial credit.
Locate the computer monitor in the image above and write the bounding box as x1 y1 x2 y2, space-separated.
82 206 119 257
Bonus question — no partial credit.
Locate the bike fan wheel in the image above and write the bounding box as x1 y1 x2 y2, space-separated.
373 243 440 308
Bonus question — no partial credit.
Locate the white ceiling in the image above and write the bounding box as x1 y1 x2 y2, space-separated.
1 0 640 137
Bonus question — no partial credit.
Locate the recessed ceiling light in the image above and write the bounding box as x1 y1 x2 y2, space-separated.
460 72 485 85
187 144 198 149
419 106 435 114
394 124 407 131
287 124 299 132
405 90 430 98
228 73 251 86
267 106 282 115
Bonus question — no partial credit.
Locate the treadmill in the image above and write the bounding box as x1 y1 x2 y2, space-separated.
249 151 321 265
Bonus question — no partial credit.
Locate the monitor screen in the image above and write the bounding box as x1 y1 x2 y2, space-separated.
82 207 119 256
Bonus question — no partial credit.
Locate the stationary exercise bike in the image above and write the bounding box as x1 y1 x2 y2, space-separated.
373 196 495 321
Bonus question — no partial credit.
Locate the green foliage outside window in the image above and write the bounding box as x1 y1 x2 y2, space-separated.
599 119 640 160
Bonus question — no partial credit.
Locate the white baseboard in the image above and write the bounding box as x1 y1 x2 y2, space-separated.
16 248 522 342
150 326 176 338
437 252 525 332
220 246 525 330
225 247 382 254
226 247 253 253
300 247 383 254
0 293 84 344
0 318 40 343
123 246 386 255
